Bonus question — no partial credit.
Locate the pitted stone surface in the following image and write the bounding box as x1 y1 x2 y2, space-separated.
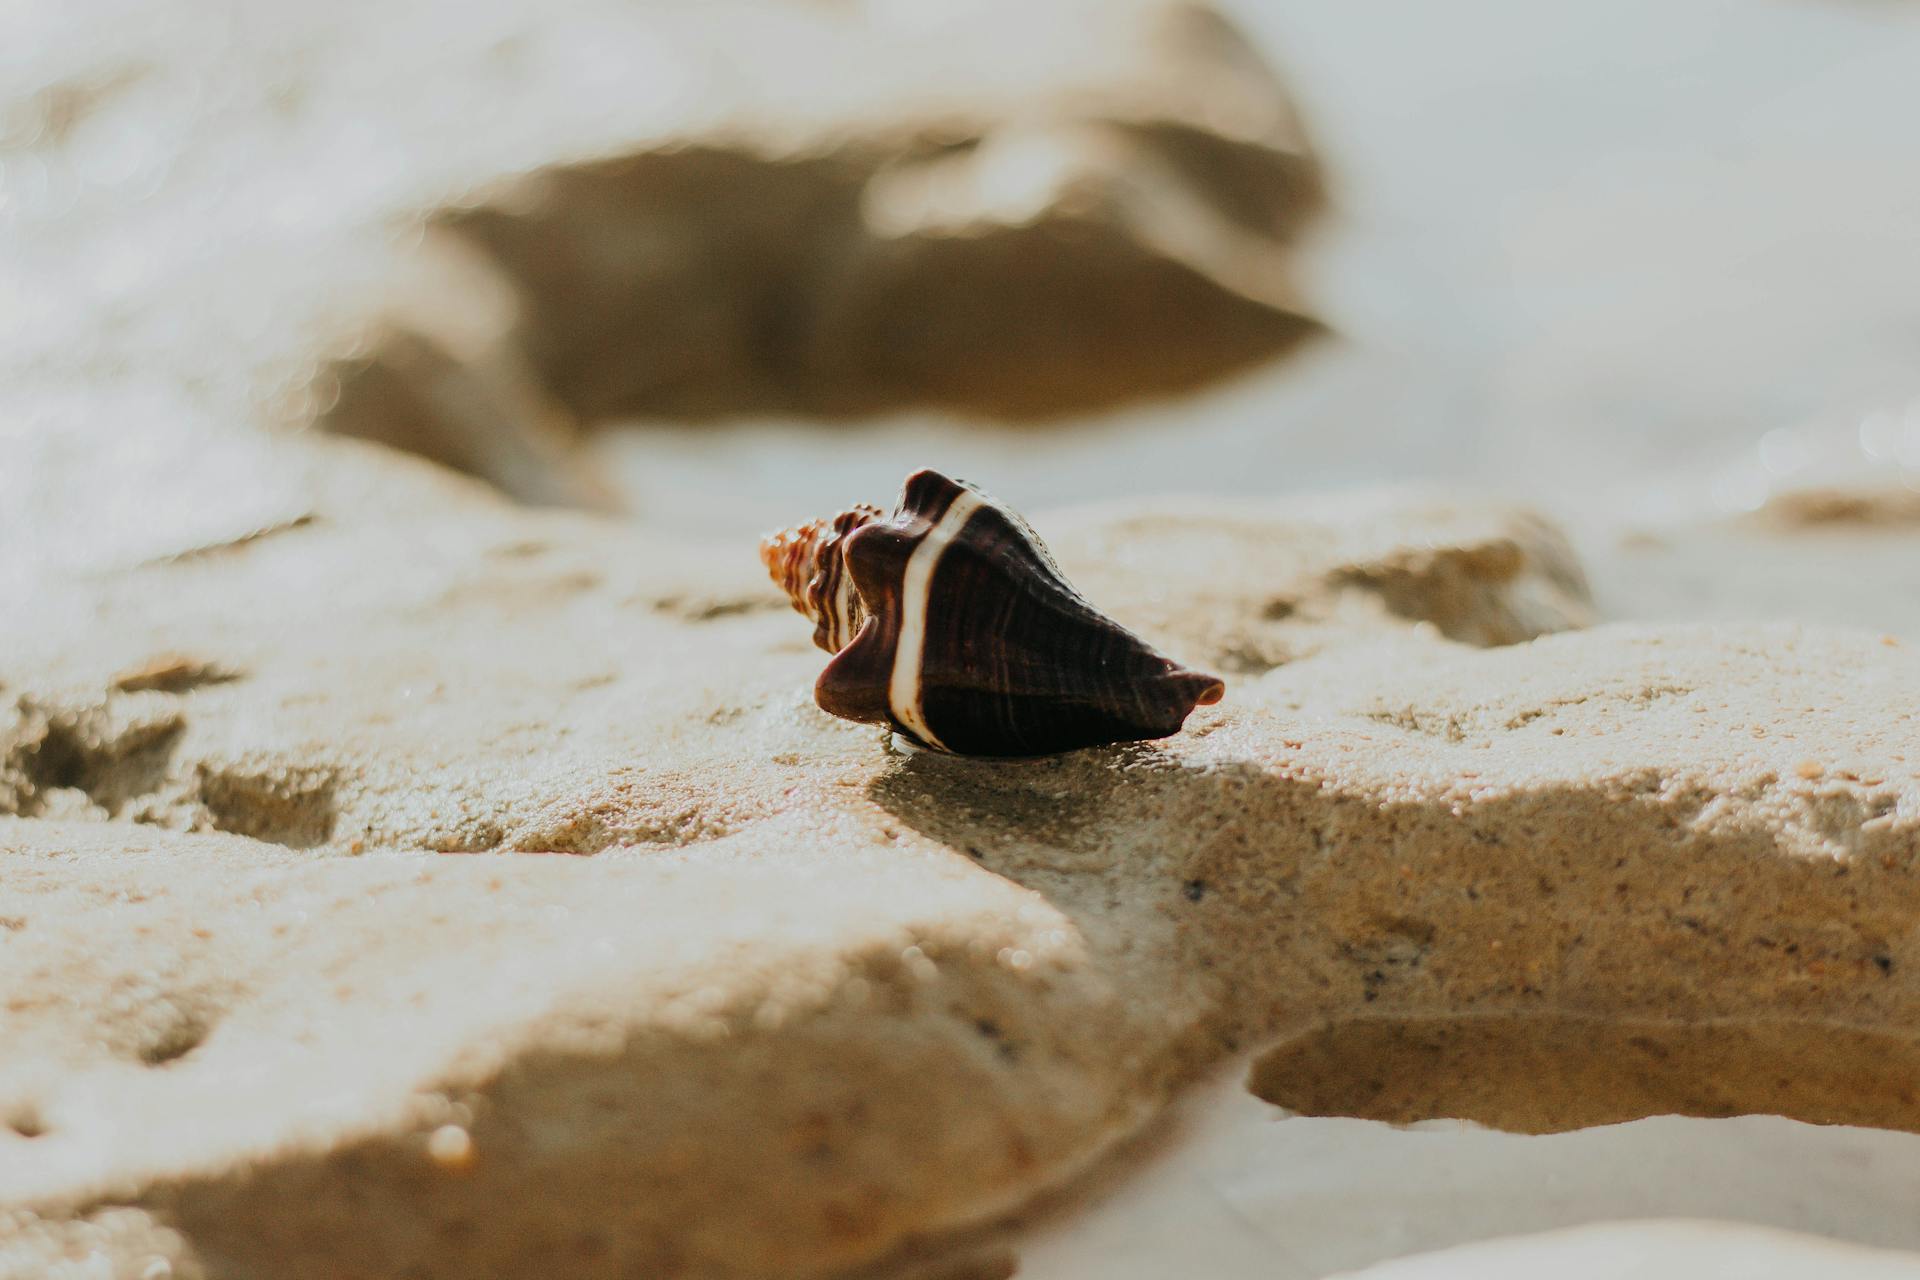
4 438 1920 1278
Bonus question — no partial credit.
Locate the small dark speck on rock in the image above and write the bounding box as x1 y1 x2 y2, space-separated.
1875 954 1895 974
1183 879 1207 902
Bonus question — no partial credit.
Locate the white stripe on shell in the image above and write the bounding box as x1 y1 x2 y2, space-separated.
888 487 985 751
831 554 855 650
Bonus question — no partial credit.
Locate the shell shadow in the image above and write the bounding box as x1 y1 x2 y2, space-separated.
866 741 1316 1067
865 741 1241 876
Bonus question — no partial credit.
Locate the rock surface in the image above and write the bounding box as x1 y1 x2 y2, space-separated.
4 428 1920 1277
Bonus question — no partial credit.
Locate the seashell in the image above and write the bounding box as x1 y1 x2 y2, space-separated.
758 502 883 653
760 469 1225 756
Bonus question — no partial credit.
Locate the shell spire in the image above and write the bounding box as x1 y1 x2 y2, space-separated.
759 503 883 653
759 469 1224 757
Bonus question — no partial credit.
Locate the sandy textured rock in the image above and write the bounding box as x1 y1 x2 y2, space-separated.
1047 490 1592 675
0 460 1588 859
4 432 1920 1277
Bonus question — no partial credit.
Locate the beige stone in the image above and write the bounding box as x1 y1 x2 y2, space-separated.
4 431 1920 1276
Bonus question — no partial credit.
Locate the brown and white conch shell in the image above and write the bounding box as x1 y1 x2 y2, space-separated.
760 469 1225 757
